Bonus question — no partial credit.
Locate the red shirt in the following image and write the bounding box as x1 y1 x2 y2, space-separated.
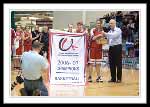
24 32 32 46
15 31 23 46
90 28 102 48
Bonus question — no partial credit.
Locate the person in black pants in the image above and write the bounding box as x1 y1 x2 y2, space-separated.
102 19 122 83
109 44 122 82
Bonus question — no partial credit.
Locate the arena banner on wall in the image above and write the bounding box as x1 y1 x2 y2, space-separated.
49 30 87 85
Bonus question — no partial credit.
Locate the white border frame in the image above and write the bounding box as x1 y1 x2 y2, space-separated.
4 3 146 104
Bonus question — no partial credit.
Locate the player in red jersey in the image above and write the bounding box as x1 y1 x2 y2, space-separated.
15 25 24 55
88 19 104 82
23 26 32 52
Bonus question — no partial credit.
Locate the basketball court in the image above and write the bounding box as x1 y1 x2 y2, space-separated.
11 66 139 96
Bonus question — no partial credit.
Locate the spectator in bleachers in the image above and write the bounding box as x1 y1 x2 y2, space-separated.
121 25 129 42
116 11 123 28
103 19 110 31
125 41 134 57
127 19 135 42
122 18 128 26
134 38 139 58
133 13 139 41
103 13 111 23
110 12 116 19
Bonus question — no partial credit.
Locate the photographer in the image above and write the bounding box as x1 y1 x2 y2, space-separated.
20 41 49 96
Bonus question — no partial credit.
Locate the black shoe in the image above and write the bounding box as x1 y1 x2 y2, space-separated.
108 79 116 82
116 80 121 83
96 76 103 82
88 76 93 82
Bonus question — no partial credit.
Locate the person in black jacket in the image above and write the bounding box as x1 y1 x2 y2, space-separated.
31 25 41 44
39 26 49 59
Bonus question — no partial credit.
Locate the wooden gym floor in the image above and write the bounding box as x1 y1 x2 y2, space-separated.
11 66 139 96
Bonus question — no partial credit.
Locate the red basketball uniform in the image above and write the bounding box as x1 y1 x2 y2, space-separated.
24 32 32 52
11 28 16 45
90 28 102 59
15 31 23 55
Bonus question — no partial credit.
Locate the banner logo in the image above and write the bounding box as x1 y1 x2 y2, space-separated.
59 38 78 51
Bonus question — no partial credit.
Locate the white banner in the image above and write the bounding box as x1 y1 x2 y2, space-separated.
49 31 86 85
